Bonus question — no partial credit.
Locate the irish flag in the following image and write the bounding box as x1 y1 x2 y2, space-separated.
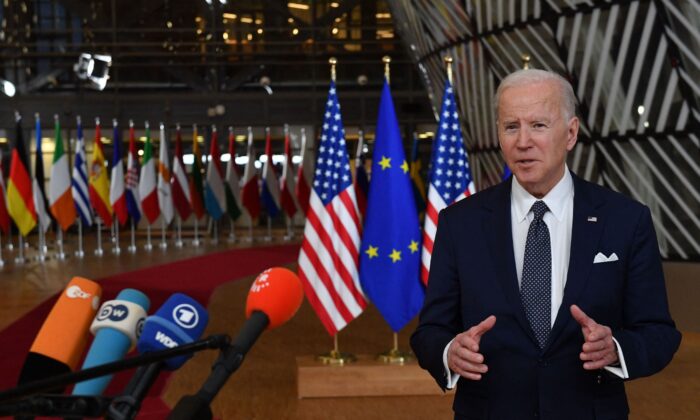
48 115 76 231
139 121 160 224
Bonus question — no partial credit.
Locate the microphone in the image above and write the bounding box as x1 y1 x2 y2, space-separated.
72 288 150 396
17 277 102 389
107 293 208 420
168 267 303 420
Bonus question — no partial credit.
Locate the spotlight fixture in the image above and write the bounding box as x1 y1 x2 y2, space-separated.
0 79 16 97
73 53 112 91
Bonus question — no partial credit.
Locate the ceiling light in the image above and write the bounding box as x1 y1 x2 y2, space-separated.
1 79 16 97
288 2 310 11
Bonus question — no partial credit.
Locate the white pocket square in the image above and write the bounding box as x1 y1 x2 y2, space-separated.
593 252 619 264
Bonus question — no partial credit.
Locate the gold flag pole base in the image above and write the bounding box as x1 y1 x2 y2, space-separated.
316 333 357 365
377 332 413 365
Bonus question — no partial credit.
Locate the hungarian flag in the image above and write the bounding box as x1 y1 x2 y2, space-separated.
48 116 76 231
125 121 141 224
294 127 312 215
33 115 52 233
204 126 226 220
279 125 299 218
88 118 113 225
260 127 281 218
171 125 192 221
7 114 37 236
157 123 174 224
189 124 206 220
72 117 93 226
241 127 260 221
139 122 160 224
0 150 12 234
224 127 242 221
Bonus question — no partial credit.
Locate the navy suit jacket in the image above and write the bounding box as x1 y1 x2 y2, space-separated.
411 173 681 420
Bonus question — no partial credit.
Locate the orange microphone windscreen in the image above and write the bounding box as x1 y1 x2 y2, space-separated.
245 267 304 330
29 277 102 370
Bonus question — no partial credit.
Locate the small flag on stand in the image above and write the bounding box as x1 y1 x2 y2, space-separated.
48 115 76 231
298 74 366 336
0 150 11 235
421 78 475 285
33 114 52 233
189 124 206 220
224 127 242 221
7 114 36 236
294 128 312 216
109 120 128 226
261 127 281 218
72 117 93 226
139 121 160 224
88 118 113 226
241 127 261 221
204 126 226 220
171 124 192 221
280 125 300 218
157 123 174 225
125 120 141 224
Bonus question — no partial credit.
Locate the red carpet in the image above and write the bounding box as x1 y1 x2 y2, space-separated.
0 244 300 418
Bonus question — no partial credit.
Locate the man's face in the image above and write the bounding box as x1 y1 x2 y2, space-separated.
498 80 578 198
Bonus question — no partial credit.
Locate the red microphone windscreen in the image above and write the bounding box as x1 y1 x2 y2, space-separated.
245 267 303 329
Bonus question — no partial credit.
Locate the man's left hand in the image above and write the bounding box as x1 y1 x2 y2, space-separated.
570 304 619 370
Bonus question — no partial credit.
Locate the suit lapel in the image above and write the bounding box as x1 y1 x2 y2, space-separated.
547 174 605 351
483 179 539 347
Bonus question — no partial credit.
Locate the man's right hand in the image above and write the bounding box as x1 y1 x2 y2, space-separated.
447 315 497 380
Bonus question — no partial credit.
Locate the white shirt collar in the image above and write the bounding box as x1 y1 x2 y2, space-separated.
512 166 574 223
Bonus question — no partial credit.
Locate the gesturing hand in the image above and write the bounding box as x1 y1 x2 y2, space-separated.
447 315 496 381
570 305 618 370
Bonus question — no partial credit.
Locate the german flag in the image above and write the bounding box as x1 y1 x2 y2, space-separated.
7 114 37 236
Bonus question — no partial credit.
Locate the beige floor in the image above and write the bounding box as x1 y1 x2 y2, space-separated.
0 230 697 419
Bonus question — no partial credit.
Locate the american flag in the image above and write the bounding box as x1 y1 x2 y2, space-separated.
298 81 366 335
421 80 475 285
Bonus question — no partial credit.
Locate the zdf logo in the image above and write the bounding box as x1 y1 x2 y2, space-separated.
172 304 199 329
96 304 130 322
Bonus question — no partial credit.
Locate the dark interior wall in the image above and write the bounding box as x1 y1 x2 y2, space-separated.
664 262 700 332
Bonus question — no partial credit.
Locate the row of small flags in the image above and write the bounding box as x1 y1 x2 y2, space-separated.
0 75 481 337
0 116 316 242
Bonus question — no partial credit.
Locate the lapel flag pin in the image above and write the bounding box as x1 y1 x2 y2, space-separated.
587 216 597 222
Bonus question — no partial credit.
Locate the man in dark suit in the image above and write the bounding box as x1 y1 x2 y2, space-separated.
411 69 681 420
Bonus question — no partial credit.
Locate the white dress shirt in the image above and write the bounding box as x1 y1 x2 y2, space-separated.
442 168 628 389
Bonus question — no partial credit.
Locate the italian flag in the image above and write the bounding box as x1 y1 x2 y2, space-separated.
48 116 76 231
139 122 160 224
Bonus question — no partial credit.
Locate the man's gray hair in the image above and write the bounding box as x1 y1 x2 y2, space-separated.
494 69 577 121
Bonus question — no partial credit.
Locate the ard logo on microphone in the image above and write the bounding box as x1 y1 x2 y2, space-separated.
96 304 130 322
172 303 199 329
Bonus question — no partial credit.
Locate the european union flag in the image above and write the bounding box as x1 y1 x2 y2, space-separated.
359 79 424 333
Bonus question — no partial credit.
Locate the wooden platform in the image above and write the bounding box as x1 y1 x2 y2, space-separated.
297 355 450 398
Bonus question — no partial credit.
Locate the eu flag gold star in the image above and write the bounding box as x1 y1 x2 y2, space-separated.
379 156 392 170
408 240 419 253
389 249 402 263
401 160 409 173
365 245 379 259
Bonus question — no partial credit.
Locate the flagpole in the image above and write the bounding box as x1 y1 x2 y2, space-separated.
0 230 4 267
316 333 356 365
76 218 85 258
95 218 104 256
113 219 121 255
193 217 200 247
145 223 152 251
228 218 236 243
212 218 218 245
175 216 183 248
247 218 253 243
56 228 66 260
128 219 137 253
15 233 25 265
160 217 167 249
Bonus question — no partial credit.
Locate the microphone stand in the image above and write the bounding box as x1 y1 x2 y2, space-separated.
0 394 113 417
106 361 164 420
0 335 230 405
169 312 269 420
